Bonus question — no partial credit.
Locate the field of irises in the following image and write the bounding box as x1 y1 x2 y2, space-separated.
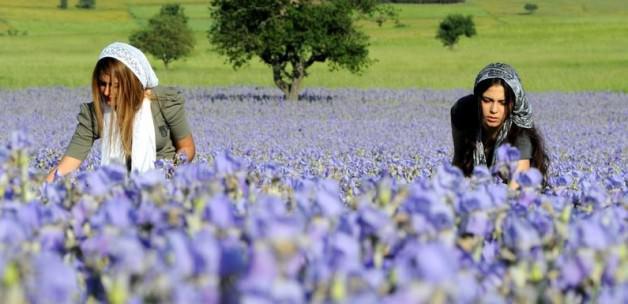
0 87 626 303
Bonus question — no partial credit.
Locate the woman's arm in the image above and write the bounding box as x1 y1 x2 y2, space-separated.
508 159 530 190
47 103 97 182
46 156 83 182
175 134 195 162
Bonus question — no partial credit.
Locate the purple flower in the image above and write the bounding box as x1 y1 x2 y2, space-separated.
16 201 43 235
486 183 507 207
516 168 543 188
460 211 492 237
166 231 195 278
172 283 201 304
415 242 459 283
496 144 520 163
357 205 391 239
133 168 165 189
502 215 541 254
219 237 248 277
39 225 66 254
79 164 126 196
0 218 27 246
191 229 220 276
400 187 438 215
597 285 628 304
203 195 234 229
27 252 78 304
239 242 278 291
481 239 499 263
428 201 455 231
41 181 68 205
330 232 361 271
557 252 594 288
574 220 609 250
472 165 492 183
492 144 520 180
459 187 492 213
315 180 344 218
100 194 133 228
436 163 465 190
213 151 243 175
108 235 146 275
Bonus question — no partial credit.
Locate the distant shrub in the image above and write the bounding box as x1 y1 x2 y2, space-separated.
4 28 27 37
76 0 95 9
436 14 476 49
379 0 464 3
58 0 68 9
129 4 195 69
524 3 538 14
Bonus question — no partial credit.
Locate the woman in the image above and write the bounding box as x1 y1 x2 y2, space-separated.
450 63 548 187
47 42 195 182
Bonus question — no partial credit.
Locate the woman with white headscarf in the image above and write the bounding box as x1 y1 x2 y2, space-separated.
451 63 549 187
46 42 195 181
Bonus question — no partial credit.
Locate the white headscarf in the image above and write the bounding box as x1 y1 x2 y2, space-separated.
98 42 159 89
98 42 157 172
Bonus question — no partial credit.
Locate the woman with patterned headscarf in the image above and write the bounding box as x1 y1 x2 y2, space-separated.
450 63 549 187
46 42 195 181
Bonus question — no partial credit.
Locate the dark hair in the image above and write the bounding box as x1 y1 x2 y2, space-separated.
453 78 550 183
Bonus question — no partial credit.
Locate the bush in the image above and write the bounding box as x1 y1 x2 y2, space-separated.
524 3 538 14
76 0 95 9
58 0 68 9
436 14 476 49
380 0 464 3
129 4 195 69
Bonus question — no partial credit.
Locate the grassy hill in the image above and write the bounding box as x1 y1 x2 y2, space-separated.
1 0 627 91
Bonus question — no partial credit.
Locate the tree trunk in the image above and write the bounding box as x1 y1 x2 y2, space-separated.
287 76 302 101
272 61 305 101
272 64 290 98
286 60 305 101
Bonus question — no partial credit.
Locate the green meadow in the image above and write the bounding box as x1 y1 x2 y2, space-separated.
1 0 627 91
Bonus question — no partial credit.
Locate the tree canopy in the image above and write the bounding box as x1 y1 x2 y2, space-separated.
524 3 539 14
436 14 476 50
208 0 394 100
130 4 195 69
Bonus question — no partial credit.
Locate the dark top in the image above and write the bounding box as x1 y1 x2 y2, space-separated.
451 94 532 166
64 86 191 161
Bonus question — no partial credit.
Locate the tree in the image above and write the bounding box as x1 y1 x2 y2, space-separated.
524 3 538 14
436 14 476 50
76 0 95 9
58 0 68 9
208 0 394 100
129 4 195 69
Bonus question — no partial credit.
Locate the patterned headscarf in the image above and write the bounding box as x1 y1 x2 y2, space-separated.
472 63 533 167
98 42 158 89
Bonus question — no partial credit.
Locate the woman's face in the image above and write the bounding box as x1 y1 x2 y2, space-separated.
98 73 119 107
480 84 509 131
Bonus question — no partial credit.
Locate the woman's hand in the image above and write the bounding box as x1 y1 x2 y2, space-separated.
46 156 82 182
174 134 195 162
508 159 531 190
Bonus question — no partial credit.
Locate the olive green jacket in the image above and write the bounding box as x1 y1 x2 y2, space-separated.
64 86 191 161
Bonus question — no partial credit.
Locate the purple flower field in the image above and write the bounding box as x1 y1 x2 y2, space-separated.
0 87 626 303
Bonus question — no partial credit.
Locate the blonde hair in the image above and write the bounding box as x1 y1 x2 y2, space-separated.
91 57 146 157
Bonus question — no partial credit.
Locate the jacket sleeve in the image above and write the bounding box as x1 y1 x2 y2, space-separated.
514 130 533 160
64 103 98 161
450 95 477 163
158 88 192 141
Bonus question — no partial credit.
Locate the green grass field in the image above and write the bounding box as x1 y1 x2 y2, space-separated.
1 0 627 91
